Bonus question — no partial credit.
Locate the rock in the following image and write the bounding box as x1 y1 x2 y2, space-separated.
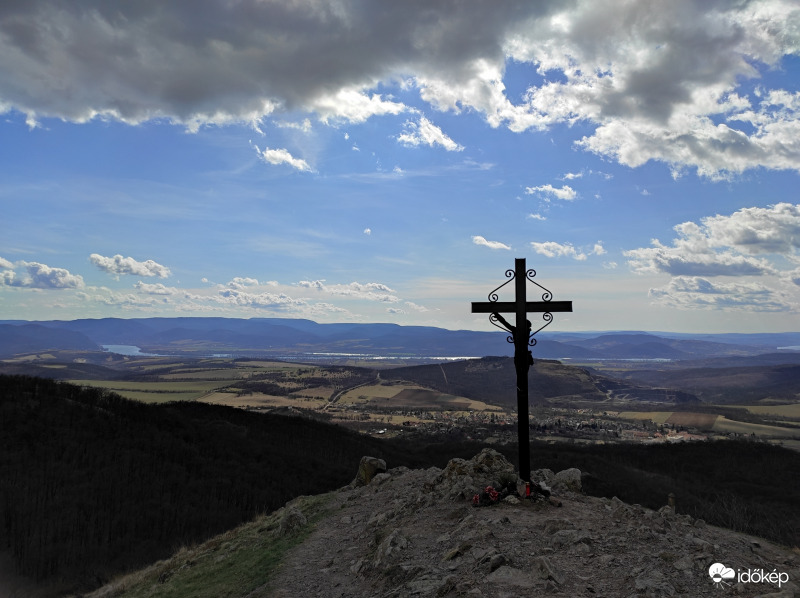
532 555 565 585
352 456 387 487
634 568 675 596
277 507 307 537
433 448 517 500
373 529 409 568
553 467 582 492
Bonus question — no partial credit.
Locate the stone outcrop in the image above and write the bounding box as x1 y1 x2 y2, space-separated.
351 455 387 487
265 453 800 598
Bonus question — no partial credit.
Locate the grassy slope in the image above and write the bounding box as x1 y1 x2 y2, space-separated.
91 494 333 598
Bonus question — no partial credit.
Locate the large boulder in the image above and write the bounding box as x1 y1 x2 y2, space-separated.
432 449 518 500
351 456 387 487
553 467 582 492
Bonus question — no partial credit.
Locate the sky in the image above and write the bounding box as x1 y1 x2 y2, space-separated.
1 0 800 334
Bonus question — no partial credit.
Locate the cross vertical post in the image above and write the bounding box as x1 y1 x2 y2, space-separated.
513 258 531 481
471 258 573 483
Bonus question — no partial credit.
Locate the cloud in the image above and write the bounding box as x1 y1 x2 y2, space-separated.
0 261 85 289
624 205 800 277
398 117 464 151
649 276 795 312
255 146 312 172
90 254 171 278
364 228 372 235
472 235 511 251
525 184 577 201
134 281 178 295
297 280 400 302
527 213 547 221
1 2 799 174
530 241 606 261
226 277 260 290
216 288 306 310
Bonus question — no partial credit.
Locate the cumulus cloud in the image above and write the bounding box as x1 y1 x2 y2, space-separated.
398 117 464 151
525 184 577 201
364 228 372 235
0 257 13 270
1 1 799 174
226 277 260 290
530 241 606 261
255 146 312 172
527 213 547 221
624 204 800 277
0 261 86 289
90 254 171 278
472 235 511 250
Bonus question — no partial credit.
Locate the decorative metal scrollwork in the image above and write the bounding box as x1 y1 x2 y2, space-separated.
531 311 553 339
526 268 553 302
488 269 515 302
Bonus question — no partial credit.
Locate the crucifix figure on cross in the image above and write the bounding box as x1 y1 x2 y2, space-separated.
472 258 573 483
491 312 534 370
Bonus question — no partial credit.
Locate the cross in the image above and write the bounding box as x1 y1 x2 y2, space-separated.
471 258 572 483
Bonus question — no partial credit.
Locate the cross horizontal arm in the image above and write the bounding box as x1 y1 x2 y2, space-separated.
471 301 573 313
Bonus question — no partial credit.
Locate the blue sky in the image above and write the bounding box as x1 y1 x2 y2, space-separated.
1 0 800 333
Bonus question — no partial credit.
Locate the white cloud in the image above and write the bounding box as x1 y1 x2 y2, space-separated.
297 280 400 302
624 205 800 277
530 241 606 261
134 281 178 295
90 254 171 278
255 146 312 172
649 276 796 312
276 118 312 133
525 184 577 201
226 277 260 290
527 213 547 221
311 88 407 124
0 257 13 270
217 288 306 310
1 261 86 289
398 117 464 151
472 235 511 251
530 241 587 261
363 228 372 235
404 301 429 312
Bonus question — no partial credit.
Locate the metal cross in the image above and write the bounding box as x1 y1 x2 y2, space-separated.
471 258 572 483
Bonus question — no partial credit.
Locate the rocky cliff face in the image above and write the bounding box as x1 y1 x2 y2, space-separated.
267 449 798 597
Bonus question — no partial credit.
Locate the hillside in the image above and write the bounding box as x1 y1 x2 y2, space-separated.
381 356 697 407
0 375 404 593
617 364 800 404
88 450 800 598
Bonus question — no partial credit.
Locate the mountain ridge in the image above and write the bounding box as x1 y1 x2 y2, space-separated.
2 317 798 360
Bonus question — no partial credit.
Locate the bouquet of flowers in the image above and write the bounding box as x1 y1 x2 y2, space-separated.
472 485 501 507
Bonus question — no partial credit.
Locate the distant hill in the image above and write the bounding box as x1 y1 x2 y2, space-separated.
618 363 800 404
0 323 99 355
0 317 798 361
380 356 698 407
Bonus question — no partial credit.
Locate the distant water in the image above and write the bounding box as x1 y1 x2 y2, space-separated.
101 345 161 357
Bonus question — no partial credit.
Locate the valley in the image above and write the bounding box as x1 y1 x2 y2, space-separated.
4 344 800 449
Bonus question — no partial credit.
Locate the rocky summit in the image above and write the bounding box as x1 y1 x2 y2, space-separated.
268 449 798 598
